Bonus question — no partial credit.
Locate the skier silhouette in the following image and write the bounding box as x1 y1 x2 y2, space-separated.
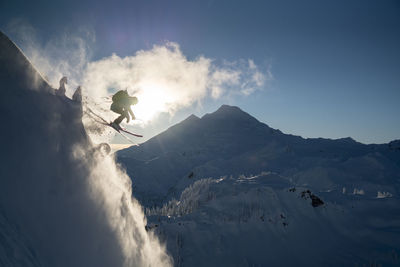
110 89 138 127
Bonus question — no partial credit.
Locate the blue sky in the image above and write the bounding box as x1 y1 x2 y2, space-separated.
1 0 399 144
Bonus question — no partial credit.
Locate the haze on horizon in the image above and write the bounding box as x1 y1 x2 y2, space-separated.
0 0 399 144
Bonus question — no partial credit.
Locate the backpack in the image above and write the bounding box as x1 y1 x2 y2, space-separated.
112 90 128 102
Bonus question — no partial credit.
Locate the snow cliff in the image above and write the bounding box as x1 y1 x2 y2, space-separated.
0 31 171 267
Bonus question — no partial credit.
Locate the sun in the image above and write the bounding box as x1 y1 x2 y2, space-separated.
130 83 171 123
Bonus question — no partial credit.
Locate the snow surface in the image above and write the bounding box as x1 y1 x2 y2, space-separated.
0 31 171 267
118 105 400 266
146 173 400 266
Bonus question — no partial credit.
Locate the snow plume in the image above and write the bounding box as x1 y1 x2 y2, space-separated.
74 146 172 266
83 43 270 123
5 19 93 96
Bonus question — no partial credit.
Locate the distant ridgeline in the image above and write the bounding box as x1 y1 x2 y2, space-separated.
117 104 400 205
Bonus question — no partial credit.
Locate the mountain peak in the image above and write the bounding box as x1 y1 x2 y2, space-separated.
213 105 249 116
337 137 357 143
216 104 242 112
186 114 200 121
202 104 259 124
173 114 199 129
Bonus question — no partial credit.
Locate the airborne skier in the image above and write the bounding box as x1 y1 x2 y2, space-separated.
85 89 142 141
110 89 138 128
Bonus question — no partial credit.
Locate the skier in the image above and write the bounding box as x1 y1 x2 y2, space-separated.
56 76 67 96
110 89 138 128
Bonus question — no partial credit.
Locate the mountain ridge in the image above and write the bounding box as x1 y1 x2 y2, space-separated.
117 104 400 206
117 104 400 266
129 104 396 157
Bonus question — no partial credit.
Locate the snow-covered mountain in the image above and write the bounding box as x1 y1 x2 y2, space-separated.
117 105 400 266
118 104 400 204
0 31 171 267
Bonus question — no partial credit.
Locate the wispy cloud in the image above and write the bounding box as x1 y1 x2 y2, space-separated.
83 42 272 122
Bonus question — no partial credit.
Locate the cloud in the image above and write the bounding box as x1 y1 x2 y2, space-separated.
209 68 241 98
7 21 272 124
239 59 272 96
83 42 211 121
6 21 272 141
83 42 271 123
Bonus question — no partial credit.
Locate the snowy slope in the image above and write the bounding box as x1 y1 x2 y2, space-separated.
0 31 171 267
118 105 400 204
117 104 400 266
147 173 400 266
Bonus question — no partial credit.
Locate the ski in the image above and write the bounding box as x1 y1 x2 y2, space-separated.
118 127 143 138
86 108 143 138
113 128 138 144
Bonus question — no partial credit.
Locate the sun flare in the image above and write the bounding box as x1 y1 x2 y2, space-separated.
131 83 171 123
